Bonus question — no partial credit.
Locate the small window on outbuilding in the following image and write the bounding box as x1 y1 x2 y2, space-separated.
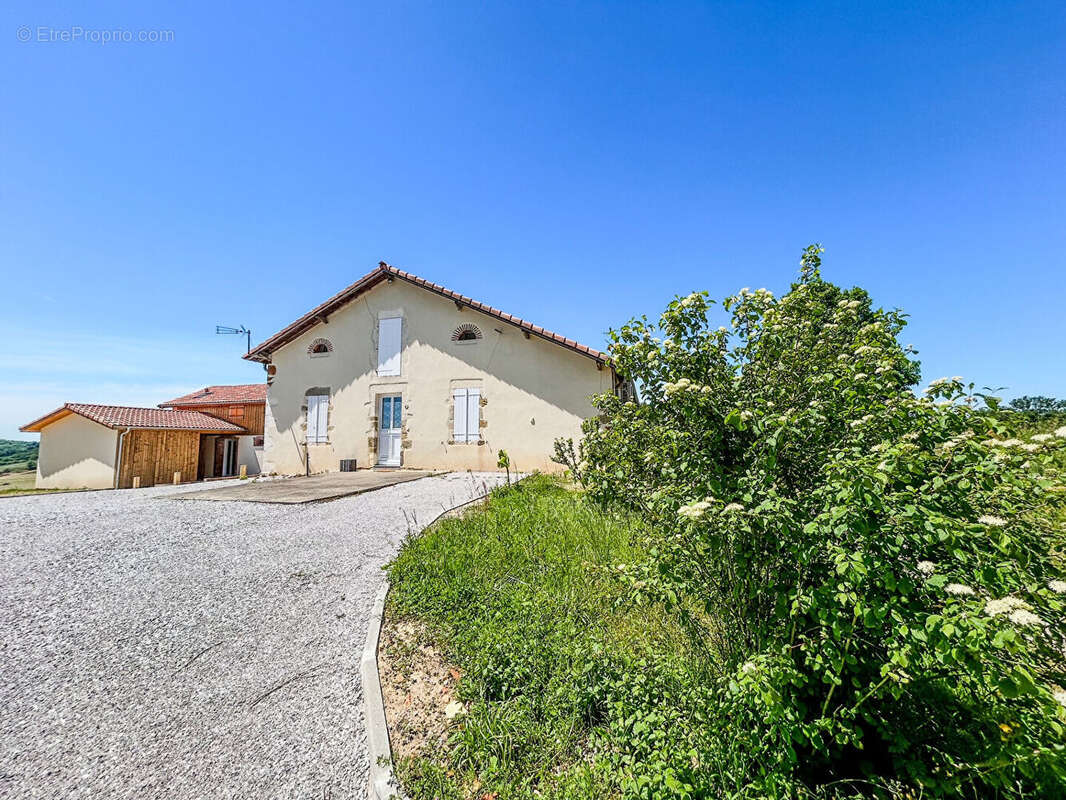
452 323 482 343
308 338 333 357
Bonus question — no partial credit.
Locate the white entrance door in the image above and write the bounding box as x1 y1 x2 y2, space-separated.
377 395 402 466
221 438 238 477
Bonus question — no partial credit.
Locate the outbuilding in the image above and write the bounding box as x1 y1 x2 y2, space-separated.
20 404 248 490
158 383 267 479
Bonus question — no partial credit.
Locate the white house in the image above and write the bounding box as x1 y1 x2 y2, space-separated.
244 263 623 473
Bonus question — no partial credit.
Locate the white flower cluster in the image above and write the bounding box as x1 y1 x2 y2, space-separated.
678 498 714 519
976 514 1008 527
1056 426 1066 438
679 292 702 308
1008 609 1046 627
986 438 1025 448
730 287 774 306
1031 433 1054 442
936 430 974 453
722 502 745 513
917 560 936 576
1053 688 1066 709
923 376 962 395
663 377 712 397
945 583 975 596
984 596 1045 626
1048 580 1066 594
837 298 862 309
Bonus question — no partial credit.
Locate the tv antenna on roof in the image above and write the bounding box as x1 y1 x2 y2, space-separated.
216 325 252 354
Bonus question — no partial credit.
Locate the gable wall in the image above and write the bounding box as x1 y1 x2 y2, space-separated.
262 279 612 474
36 412 119 489
168 403 265 436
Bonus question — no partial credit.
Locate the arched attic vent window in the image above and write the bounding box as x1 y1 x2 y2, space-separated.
308 338 333 357
451 323 482 342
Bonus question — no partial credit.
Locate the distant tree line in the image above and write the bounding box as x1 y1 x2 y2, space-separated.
0 439 39 473
1007 395 1066 413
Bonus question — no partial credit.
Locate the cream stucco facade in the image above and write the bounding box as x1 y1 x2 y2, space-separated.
35 412 119 489
261 278 613 474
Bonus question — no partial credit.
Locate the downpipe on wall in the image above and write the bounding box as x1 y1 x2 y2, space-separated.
114 427 131 489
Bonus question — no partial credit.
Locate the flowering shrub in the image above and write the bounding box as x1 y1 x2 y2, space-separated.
569 246 1066 796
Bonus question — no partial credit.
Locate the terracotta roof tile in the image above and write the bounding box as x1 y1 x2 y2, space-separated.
160 384 267 408
21 404 248 433
244 264 607 365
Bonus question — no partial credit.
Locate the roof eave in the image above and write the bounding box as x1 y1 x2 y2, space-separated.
19 405 75 433
243 263 608 366
132 426 249 434
243 266 390 362
385 268 608 365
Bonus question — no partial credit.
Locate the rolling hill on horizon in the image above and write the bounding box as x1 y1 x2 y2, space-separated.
0 439 38 473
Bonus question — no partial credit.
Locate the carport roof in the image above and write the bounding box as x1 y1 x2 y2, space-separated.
20 404 249 433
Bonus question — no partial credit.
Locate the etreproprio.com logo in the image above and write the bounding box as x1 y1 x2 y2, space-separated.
17 25 174 44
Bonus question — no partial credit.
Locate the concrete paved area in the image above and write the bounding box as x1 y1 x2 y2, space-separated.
0 472 507 799
169 470 436 503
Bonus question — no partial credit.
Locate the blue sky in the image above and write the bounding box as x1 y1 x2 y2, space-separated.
2 1 1064 440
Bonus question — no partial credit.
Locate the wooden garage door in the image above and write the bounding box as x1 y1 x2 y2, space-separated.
118 430 200 489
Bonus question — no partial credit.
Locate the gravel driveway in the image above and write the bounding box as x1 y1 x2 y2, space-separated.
0 472 506 799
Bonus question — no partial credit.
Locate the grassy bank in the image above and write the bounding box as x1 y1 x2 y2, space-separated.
386 475 724 800
0 470 38 494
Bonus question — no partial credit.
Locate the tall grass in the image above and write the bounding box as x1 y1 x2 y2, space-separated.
386 475 715 799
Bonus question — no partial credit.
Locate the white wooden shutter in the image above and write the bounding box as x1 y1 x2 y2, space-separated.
452 388 467 442
466 388 480 443
315 394 329 443
377 317 402 376
306 395 320 443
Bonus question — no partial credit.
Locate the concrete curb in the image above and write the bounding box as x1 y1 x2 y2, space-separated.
361 477 525 800
361 581 408 800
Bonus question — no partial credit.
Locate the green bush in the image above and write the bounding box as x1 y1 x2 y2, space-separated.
571 246 1066 796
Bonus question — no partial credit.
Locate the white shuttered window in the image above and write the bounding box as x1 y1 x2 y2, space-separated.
306 394 329 443
452 388 481 443
377 317 402 376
